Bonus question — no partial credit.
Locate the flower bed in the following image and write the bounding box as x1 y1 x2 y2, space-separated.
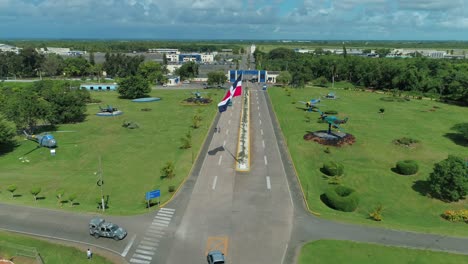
236 89 250 171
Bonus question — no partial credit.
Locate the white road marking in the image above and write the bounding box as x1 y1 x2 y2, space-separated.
226 129 229 135
259 120 262 125
281 244 289 264
266 176 271 190
223 140 226 147
228 120 231 125
152 222 169 227
261 129 263 135
138 245 156 251
218 155 223 165
155 215 171 221
262 140 265 148
258 106 260 110
152 219 170 225
130 258 150 264
264 155 268 165
133 254 152 260
230 112 232 117
143 237 160 243
212 176 218 190
159 208 175 212
141 240 159 247
136 249 155 256
121 234 136 257
259 112 261 117
156 212 173 217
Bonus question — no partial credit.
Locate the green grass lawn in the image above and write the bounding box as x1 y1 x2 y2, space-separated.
269 86 468 236
298 240 468 264
0 231 113 264
0 89 221 215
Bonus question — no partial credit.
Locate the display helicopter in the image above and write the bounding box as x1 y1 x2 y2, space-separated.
23 131 57 148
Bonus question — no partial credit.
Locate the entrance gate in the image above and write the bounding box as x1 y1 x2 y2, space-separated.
229 70 267 83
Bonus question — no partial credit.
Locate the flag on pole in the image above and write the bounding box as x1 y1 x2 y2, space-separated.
218 74 242 113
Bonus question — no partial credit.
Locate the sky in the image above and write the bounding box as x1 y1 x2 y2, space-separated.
0 0 467 40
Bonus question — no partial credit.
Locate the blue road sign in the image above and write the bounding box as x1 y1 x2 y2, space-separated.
146 189 161 200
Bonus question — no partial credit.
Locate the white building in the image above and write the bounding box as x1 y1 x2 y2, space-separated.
166 54 179 62
38 47 70 55
250 44 256 54
201 54 214 63
0 44 21 54
166 64 182 74
148 48 179 54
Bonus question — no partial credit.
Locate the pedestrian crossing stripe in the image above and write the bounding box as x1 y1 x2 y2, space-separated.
136 249 154 256
129 258 150 264
133 254 152 260
159 207 175 212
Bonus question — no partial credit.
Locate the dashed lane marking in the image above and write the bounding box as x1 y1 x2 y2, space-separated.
264 155 268 165
218 155 223 165
266 176 271 190
212 176 218 190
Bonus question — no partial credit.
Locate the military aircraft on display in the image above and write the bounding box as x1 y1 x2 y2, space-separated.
99 105 119 113
23 131 57 148
323 92 339 99
317 110 348 134
190 91 208 100
298 98 322 112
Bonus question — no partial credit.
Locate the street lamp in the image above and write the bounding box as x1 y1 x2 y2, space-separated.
96 155 105 212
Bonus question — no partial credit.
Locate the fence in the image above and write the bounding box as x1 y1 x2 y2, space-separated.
0 240 44 264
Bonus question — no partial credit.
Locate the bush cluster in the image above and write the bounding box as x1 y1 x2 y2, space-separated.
321 161 344 176
393 137 420 147
323 186 359 212
441 209 468 223
396 160 419 175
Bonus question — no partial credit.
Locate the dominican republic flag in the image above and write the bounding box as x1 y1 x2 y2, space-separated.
218 74 242 113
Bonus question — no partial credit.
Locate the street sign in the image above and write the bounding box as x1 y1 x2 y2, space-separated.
145 189 161 201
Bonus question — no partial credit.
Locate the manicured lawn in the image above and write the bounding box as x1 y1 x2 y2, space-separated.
0 88 221 215
298 240 468 264
269 86 468 236
0 231 113 264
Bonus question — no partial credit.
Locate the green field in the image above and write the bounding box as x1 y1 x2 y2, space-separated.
298 240 468 264
0 231 113 264
269 86 468 236
0 89 220 215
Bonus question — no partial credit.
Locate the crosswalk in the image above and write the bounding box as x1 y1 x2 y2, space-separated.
129 207 175 264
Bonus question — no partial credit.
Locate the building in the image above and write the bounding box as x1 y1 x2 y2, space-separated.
80 84 118 91
166 64 182 74
166 54 179 62
0 44 21 54
250 44 256 54
148 48 179 54
178 53 213 63
294 48 311 53
166 76 180 86
38 47 70 55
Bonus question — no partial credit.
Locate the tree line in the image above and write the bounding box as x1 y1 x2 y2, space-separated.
254 48 468 104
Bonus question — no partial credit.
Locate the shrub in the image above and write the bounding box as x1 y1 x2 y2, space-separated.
324 110 338 115
369 205 384 221
30 187 41 201
321 161 344 176
393 137 420 147
396 160 419 175
429 155 468 202
323 185 359 212
7 184 17 198
441 209 468 223
168 185 176 193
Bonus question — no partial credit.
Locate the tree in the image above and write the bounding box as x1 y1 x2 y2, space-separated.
41 54 64 77
30 187 42 201
192 114 202 129
68 193 77 207
176 61 199 80
0 114 16 145
162 54 168 65
161 161 175 180
451 123 468 141
180 130 192 149
428 155 468 202
89 52 95 65
342 44 347 58
117 76 151 99
137 61 164 83
19 47 44 77
7 184 17 198
63 57 90 77
56 188 65 206
207 71 227 86
276 71 292 86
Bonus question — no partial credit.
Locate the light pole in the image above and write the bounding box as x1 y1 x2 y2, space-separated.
97 155 105 212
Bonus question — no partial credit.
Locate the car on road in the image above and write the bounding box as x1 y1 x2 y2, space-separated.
89 217 127 240
207 250 225 264
183 80 190 84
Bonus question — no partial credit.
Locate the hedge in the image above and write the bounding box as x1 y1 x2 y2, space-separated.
323 185 359 212
396 160 419 175
321 161 344 176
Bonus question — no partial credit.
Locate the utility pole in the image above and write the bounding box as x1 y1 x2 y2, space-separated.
98 156 105 212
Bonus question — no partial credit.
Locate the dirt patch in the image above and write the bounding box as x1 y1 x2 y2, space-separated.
304 132 356 147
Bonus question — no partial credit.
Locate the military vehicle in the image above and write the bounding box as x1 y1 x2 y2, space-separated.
89 217 127 240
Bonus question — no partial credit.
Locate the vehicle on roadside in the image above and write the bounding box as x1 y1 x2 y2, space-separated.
183 80 190 84
89 217 127 240
207 250 225 264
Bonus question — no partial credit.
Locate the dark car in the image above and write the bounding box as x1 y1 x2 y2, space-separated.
207 250 225 264
89 217 127 240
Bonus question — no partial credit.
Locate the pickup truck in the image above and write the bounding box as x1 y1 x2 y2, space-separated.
89 217 127 240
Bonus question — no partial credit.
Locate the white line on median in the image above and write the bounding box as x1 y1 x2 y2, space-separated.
264 155 268 165
262 140 265 148
281 243 289 264
259 112 261 117
218 155 223 165
258 106 260 110
266 176 271 190
259 120 262 125
261 129 263 135
226 129 229 135
212 176 218 190
223 140 226 147
121 234 136 257
228 120 231 125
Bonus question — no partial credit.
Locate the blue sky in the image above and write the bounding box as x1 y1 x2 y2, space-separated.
0 0 467 40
